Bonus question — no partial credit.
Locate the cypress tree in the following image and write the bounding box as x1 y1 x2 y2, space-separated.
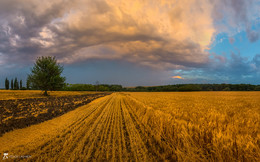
11 79 14 90
5 78 9 90
14 77 18 90
20 80 23 89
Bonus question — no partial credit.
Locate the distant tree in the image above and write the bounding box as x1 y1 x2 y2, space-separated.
178 84 202 91
98 85 109 91
63 84 95 91
11 79 14 90
135 86 146 92
223 87 231 91
5 78 9 90
17 79 20 90
20 80 23 89
27 56 66 96
109 85 123 91
14 77 19 90
255 85 260 91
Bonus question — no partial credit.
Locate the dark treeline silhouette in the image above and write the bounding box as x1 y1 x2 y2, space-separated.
63 84 123 91
4 78 260 91
127 84 260 92
63 83 260 91
4 78 25 90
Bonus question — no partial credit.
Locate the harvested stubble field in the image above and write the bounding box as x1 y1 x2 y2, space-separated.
0 92 259 161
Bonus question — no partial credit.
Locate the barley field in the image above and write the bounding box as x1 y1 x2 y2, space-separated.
0 92 259 161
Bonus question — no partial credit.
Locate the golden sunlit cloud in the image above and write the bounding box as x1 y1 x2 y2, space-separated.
52 0 215 68
171 76 184 79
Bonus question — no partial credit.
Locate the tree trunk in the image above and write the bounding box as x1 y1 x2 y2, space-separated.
44 90 48 96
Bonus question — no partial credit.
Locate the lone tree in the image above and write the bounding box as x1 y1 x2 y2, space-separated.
5 78 9 90
27 56 66 96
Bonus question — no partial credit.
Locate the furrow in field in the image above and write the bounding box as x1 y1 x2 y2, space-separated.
119 98 132 159
24 95 113 161
88 95 116 161
57 95 115 161
79 93 123 161
59 95 114 161
112 95 123 161
79 94 116 161
122 95 178 161
103 95 118 160
120 94 150 161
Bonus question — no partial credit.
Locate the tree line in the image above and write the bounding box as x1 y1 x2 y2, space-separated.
63 83 260 91
4 79 260 92
4 77 25 90
63 84 123 91
128 84 260 92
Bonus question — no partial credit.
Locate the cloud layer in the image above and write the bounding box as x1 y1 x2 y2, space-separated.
0 0 259 78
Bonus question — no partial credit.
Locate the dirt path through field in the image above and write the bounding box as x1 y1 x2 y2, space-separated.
0 93 174 161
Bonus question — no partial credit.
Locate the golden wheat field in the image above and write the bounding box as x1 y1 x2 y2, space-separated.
0 92 260 161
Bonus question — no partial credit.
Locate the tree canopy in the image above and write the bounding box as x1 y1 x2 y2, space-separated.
27 56 66 95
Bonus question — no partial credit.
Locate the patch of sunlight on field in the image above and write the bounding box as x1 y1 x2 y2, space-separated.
0 90 100 100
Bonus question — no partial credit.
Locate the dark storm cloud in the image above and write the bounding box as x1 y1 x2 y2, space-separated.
206 53 259 82
0 0 72 64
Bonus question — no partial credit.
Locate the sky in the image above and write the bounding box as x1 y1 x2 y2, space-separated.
0 0 260 87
